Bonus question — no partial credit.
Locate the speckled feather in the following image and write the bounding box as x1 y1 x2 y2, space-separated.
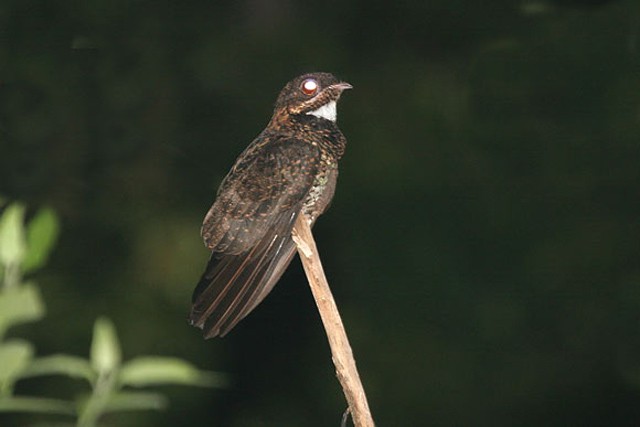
189 73 350 338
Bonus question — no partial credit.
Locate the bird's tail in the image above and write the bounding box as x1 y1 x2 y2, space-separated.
189 228 298 338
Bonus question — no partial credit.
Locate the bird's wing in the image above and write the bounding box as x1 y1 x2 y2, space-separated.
189 137 321 338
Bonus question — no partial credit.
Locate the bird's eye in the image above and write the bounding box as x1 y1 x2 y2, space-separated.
301 79 319 96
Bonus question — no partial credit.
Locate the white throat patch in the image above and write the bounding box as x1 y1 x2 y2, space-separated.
306 101 337 122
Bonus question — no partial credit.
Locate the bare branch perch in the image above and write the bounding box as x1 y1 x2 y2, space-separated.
292 215 374 427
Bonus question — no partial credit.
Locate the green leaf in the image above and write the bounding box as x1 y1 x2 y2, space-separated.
119 356 227 388
0 396 75 415
23 208 60 273
19 354 95 384
0 203 27 268
103 391 167 413
90 317 121 375
0 339 34 394
0 283 46 338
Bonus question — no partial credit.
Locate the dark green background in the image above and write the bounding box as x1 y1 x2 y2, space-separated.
2 0 640 425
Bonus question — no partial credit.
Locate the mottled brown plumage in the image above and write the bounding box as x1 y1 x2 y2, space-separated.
189 72 351 338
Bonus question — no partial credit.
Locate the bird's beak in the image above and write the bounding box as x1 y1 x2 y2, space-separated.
331 82 353 92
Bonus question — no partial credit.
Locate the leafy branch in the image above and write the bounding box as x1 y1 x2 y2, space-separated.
0 201 225 426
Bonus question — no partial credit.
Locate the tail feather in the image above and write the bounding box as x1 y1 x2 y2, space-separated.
189 214 299 338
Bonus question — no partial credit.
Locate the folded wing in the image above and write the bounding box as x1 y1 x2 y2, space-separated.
189 137 320 338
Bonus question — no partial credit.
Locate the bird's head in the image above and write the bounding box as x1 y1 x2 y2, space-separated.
272 72 352 123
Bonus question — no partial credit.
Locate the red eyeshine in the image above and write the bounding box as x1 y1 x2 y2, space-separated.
301 79 318 96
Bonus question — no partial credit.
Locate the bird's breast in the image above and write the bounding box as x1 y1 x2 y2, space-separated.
302 164 338 221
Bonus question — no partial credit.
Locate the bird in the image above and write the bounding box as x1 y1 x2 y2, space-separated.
189 72 352 338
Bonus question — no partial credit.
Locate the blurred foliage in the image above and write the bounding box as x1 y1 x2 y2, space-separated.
1 0 640 426
0 203 223 426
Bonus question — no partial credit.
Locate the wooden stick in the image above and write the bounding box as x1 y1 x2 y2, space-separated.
292 215 375 427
